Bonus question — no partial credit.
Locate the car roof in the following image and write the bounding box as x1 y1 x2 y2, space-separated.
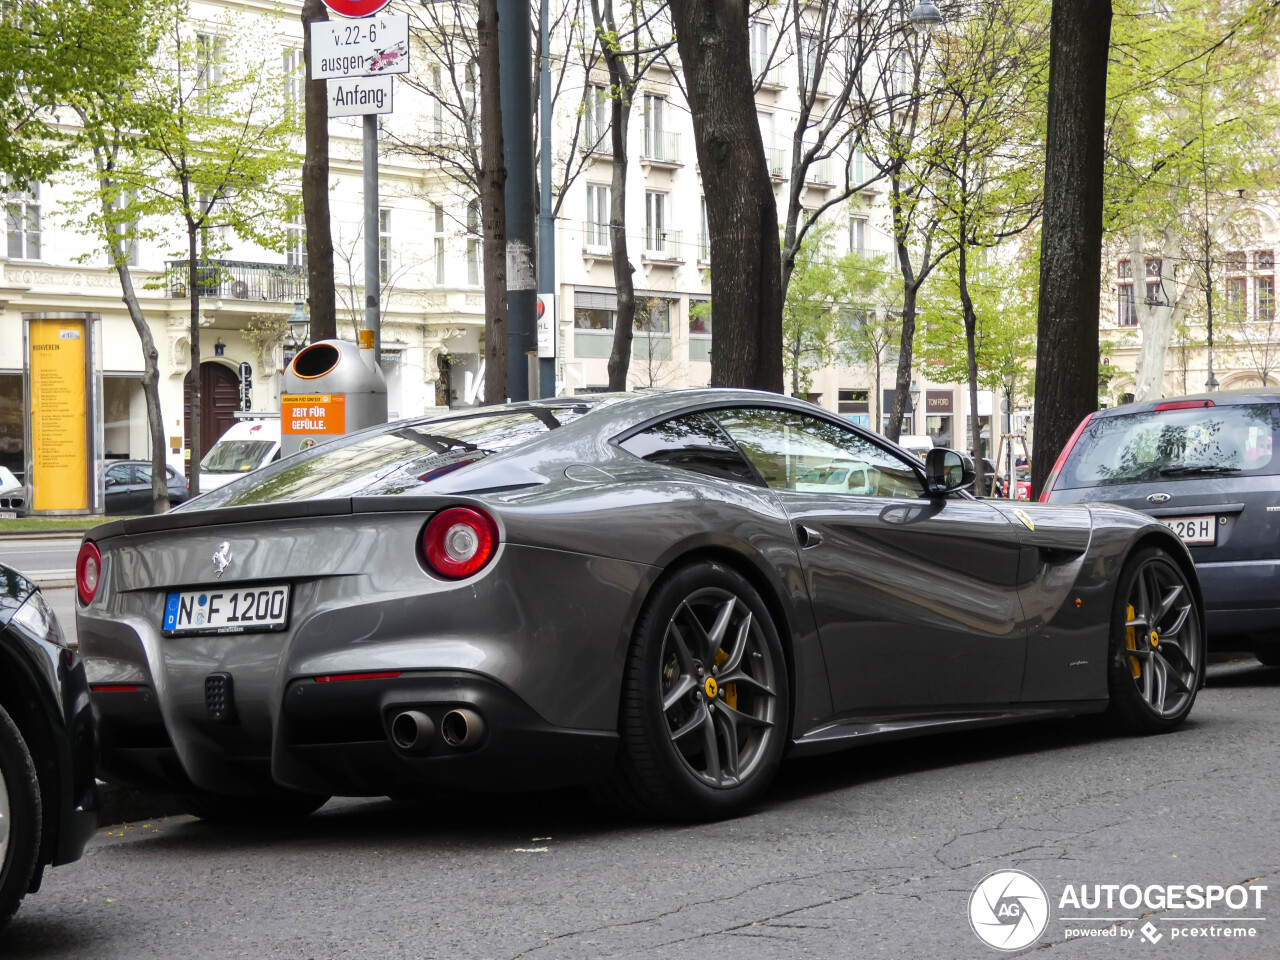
1095 387 1280 419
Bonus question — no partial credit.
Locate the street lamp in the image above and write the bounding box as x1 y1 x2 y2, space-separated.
908 380 921 433
287 301 310 348
908 2 943 34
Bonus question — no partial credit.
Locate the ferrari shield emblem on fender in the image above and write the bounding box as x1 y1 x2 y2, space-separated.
1013 508 1035 531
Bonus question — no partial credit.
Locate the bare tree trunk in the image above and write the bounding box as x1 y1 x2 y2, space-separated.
1031 0 1112 497
87 136 170 513
115 260 170 513
187 218 202 496
668 0 782 392
956 245 985 494
302 0 337 341
478 0 508 403
593 0 636 391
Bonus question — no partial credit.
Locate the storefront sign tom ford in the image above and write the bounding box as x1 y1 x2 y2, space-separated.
926 390 954 414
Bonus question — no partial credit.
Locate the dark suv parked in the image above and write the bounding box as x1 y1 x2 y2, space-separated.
1041 390 1280 663
0 563 99 927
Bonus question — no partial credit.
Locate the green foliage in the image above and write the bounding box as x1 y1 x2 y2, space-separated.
0 0 161 187
783 223 894 395
917 251 1038 396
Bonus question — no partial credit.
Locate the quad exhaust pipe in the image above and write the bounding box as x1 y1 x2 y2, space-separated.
440 708 485 748
390 710 434 755
390 707 486 753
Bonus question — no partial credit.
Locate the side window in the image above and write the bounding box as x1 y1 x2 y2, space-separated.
617 412 760 484
713 407 925 498
106 464 131 485
136 464 153 483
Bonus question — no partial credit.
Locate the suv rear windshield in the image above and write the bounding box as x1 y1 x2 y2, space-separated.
196 408 587 508
1059 403 1278 488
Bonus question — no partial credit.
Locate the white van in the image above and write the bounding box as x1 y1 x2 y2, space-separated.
198 417 281 491
897 434 934 461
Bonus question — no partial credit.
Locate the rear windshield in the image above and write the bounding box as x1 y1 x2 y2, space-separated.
192 409 584 508
1059 403 1278 488
201 439 275 473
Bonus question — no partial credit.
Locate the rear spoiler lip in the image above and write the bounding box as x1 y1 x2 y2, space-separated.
84 495 497 543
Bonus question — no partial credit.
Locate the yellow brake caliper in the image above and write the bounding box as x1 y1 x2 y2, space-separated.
1125 604 1141 678
714 648 738 709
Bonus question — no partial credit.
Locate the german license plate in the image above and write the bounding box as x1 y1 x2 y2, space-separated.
1160 515 1217 546
163 584 290 635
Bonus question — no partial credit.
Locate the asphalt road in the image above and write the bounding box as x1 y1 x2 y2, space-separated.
0 537 79 577
3 660 1278 959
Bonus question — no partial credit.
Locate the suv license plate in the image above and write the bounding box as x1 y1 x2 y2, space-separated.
163 585 290 635
1160 515 1217 546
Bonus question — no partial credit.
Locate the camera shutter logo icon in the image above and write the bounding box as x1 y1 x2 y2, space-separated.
968 869 1050 951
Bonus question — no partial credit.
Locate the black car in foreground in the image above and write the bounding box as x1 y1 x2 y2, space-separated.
0 564 98 928
1041 389 1280 663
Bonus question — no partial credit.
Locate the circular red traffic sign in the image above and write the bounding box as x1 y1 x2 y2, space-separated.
322 0 391 17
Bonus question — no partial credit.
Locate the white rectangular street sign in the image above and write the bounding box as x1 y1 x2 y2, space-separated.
327 75 393 117
310 12 409 80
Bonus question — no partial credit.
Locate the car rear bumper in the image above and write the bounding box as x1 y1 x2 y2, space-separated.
1199 560 1280 642
91 671 618 798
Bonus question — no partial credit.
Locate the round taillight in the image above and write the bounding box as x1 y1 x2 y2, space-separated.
76 541 102 605
422 507 499 579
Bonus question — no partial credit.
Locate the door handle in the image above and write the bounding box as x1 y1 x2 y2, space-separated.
796 524 824 548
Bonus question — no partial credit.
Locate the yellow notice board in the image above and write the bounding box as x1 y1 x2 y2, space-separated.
29 318 88 511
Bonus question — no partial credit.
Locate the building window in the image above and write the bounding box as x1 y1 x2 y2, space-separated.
111 189 137 266
574 290 617 331
429 64 444 137
635 298 672 335
749 20 770 79
1226 251 1247 321
838 389 870 428
799 32 821 90
585 183 610 250
1257 250 1274 322
5 184 41 260
1144 257 1163 305
645 191 667 254
286 206 306 269
850 217 866 256
643 94 669 160
698 198 710 262
195 34 225 99
463 58 479 119
1117 258 1136 326
378 208 391 281
433 203 446 284
466 200 481 286
689 298 712 336
584 83 610 149
849 146 865 184
282 48 304 110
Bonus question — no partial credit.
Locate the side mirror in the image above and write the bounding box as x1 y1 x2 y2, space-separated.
105 476 117 487
924 448 975 496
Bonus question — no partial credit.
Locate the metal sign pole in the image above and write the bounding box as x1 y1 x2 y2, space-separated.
364 112 380 355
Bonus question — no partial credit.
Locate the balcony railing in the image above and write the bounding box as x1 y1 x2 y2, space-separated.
641 130 681 164
166 259 307 302
765 146 788 180
643 228 683 260
805 157 834 185
582 220 611 254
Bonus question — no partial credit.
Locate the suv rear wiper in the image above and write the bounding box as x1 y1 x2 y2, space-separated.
1158 465 1241 476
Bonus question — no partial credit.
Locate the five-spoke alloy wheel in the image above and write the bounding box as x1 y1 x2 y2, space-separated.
1107 547 1204 733
610 561 789 819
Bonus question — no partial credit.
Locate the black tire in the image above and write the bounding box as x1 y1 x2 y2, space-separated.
1105 547 1205 734
607 560 789 821
1255 647 1280 667
182 788 329 825
0 704 42 929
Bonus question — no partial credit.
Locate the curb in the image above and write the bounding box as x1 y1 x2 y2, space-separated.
26 570 75 589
